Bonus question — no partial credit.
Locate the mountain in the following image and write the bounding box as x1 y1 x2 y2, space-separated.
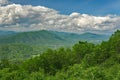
0 30 110 60
79 32 110 42
0 30 120 79
0 30 66 46
50 31 110 43
0 30 110 46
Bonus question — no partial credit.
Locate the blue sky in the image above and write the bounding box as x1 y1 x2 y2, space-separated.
10 0 120 15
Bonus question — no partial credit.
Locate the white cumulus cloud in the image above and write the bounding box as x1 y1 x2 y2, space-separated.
0 4 120 34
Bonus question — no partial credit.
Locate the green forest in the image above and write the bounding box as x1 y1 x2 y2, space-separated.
0 30 120 80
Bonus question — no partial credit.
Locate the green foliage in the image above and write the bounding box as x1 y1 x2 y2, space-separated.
0 30 120 80
0 44 34 60
0 43 53 60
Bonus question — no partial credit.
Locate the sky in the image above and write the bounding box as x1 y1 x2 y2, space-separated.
0 0 120 34
10 0 120 15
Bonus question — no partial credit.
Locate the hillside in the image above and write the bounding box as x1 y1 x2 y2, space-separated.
0 30 110 60
0 30 65 45
0 30 110 46
0 30 120 80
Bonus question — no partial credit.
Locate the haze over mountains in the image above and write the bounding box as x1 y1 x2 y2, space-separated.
0 30 16 36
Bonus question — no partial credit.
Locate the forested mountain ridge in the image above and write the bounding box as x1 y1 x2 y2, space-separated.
0 30 109 45
0 30 120 80
0 30 65 45
0 30 110 60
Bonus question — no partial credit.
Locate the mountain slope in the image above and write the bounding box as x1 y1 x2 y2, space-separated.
0 30 119 80
0 30 110 60
0 30 65 45
0 30 110 46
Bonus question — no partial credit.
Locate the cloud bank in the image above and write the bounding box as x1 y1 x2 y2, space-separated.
0 0 9 5
0 4 120 34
